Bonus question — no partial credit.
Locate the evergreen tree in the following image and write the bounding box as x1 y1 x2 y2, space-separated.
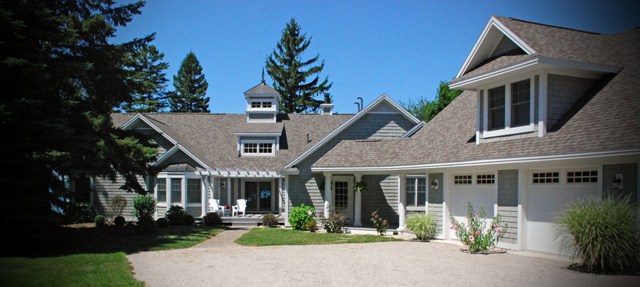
266 18 332 113
169 52 210 112
0 1 158 229
118 44 169 113
402 81 463 122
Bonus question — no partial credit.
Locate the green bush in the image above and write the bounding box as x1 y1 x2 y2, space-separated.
184 214 195 226
132 195 156 220
156 217 169 228
109 195 127 218
94 215 106 228
262 213 279 228
204 212 223 227
322 213 345 233
370 210 388 235
305 218 318 232
63 202 97 224
406 213 437 240
114 216 126 227
166 205 189 225
288 204 315 230
555 196 638 273
136 214 156 234
450 202 506 254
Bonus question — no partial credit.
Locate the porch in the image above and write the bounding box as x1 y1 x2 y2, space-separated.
197 213 286 227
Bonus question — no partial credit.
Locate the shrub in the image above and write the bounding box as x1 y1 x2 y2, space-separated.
132 195 156 220
136 214 156 234
555 196 638 274
156 217 169 228
450 202 506 254
288 204 315 231
94 215 106 228
204 212 223 227
305 218 318 232
63 202 97 224
262 213 279 228
370 210 388 235
109 195 127 218
165 205 189 225
406 213 437 241
114 216 126 227
322 213 345 233
184 214 195 226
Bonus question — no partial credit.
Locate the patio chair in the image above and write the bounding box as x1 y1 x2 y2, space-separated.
232 199 247 217
208 199 223 216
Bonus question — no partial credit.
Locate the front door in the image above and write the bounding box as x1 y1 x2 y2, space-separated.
245 181 272 212
333 176 354 224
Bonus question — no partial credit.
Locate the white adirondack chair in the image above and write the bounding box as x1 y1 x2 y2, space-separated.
208 199 223 216
232 199 247 217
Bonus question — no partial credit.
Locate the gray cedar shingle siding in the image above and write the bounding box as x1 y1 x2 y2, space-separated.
547 74 595 129
93 174 148 221
361 175 399 227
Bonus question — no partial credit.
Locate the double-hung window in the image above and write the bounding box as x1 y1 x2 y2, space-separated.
488 86 506 130
511 80 530 127
406 177 426 208
483 77 534 138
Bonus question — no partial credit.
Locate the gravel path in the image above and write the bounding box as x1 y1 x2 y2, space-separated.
127 228 639 287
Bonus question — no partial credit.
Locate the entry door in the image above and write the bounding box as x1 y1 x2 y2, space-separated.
245 181 272 212
333 176 354 223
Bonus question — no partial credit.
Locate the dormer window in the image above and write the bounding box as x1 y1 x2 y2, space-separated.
241 139 276 156
262 102 272 108
481 76 535 139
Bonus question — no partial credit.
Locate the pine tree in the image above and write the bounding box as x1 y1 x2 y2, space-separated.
0 0 158 229
266 19 332 113
169 52 210 112
118 44 169 113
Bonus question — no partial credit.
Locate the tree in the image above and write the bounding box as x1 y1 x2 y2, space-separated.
117 44 169 113
0 1 157 229
169 52 210 112
402 81 463 122
266 18 332 113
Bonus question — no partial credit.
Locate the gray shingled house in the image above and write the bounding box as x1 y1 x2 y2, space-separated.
93 16 640 255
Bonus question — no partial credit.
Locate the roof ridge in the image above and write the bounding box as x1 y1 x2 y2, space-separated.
501 16 602 35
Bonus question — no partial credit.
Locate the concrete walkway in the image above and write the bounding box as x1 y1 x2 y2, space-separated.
127 228 639 287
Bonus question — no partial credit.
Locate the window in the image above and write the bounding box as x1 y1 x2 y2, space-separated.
262 102 272 108
476 174 495 184
533 172 559 184
511 80 530 127
156 178 166 203
567 171 597 183
251 102 260 108
258 143 273 154
242 141 275 156
244 143 258 154
334 181 348 210
171 178 182 203
488 86 505 130
454 175 472 185
406 177 426 207
187 178 201 203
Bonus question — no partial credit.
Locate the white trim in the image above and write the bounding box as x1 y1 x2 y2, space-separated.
311 149 640 172
452 58 539 89
121 114 177 145
456 16 536 78
483 125 535 138
153 144 211 170
285 94 420 169
401 122 426 138
234 132 281 137
240 139 276 157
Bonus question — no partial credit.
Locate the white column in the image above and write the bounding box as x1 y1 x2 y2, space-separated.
324 173 332 218
517 168 527 251
201 175 207 216
398 174 407 231
476 90 482 145
442 173 449 239
227 177 232 206
278 178 283 213
284 175 291 227
424 173 429 215
538 72 548 137
354 174 363 226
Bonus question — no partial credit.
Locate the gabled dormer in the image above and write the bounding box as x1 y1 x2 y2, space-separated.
244 82 281 123
450 16 621 144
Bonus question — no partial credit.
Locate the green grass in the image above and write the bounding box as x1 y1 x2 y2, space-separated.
0 225 224 287
235 228 400 246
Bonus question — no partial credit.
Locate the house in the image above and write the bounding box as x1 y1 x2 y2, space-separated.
92 16 640 256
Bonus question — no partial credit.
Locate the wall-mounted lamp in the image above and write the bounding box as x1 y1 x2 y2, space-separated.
221 181 226 188
430 179 439 190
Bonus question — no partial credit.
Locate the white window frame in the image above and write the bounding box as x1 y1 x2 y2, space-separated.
566 170 598 184
406 176 427 210
155 172 204 209
481 75 535 138
240 139 276 157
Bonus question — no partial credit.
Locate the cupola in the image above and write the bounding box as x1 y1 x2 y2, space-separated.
244 82 281 123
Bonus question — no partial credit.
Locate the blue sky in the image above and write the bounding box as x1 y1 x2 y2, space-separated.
114 0 640 114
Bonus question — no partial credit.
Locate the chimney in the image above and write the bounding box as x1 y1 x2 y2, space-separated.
320 93 334 116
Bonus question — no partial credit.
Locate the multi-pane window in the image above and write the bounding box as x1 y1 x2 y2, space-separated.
476 174 495 184
511 79 530 127
258 143 273 154
251 102 260 108
488 86 506 130
187 178 201 203
567 171 598 183
262 102 272 108
334 181 348 210
244 143 258 154
243 142 273 155
406 177 426 207
454 175 472 185
171 178 182 203
156 178 166 203
532 172 559 184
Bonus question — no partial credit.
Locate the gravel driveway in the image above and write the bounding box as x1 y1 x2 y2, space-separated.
127 228 639 287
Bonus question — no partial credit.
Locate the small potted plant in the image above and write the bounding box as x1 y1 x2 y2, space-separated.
354 181 366 193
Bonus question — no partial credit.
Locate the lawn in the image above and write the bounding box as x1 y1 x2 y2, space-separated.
0 225 223 287
235 228 400 246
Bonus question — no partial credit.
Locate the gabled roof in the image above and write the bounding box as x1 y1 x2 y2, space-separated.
284 94 421 169
244 82 281 101
313 19 640 171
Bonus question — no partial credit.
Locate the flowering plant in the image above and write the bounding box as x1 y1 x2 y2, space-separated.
223 205 230 209
449 202 507 254
288 203 316 231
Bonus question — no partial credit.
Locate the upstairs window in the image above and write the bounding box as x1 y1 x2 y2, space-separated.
481 77 534 139
250 101 273 108
241 140 275 156
488 86 506 131
262 102 272 108
251 102 260 108
511 79 530 127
